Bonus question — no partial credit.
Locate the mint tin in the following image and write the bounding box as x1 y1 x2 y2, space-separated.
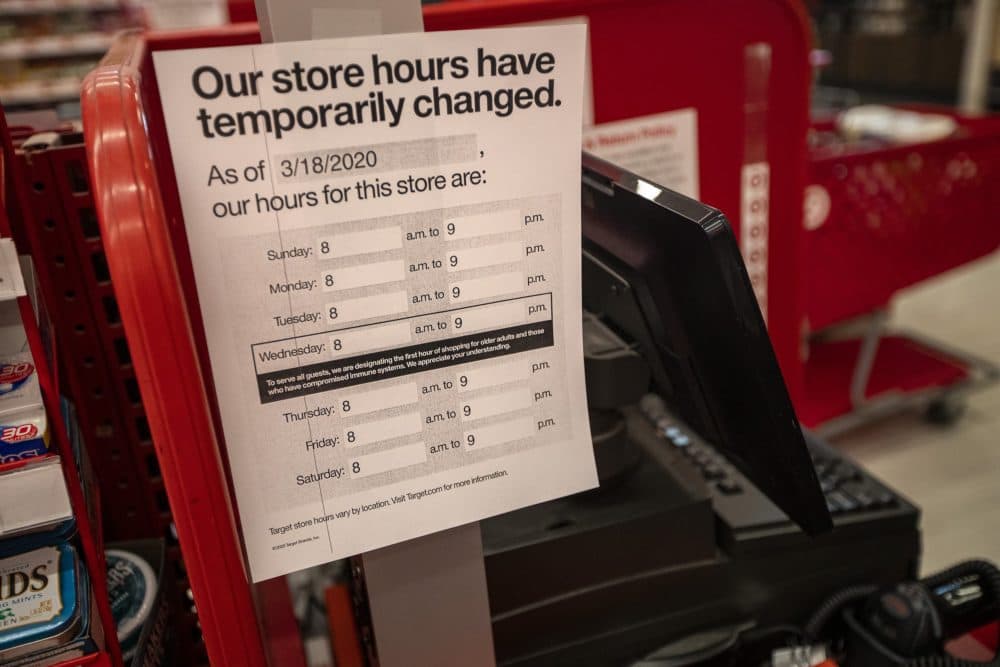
106 549 157 661
0 518 77 559
0 543 82 661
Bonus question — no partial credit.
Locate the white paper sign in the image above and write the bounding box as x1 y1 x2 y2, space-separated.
154 26 597 581
583 108 700 198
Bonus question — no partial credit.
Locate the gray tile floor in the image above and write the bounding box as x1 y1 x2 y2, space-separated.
832 253 1000 575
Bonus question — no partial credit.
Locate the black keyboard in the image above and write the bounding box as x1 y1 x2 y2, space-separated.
638 394 919 555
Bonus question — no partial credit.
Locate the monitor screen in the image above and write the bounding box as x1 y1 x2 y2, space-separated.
580 153 831 535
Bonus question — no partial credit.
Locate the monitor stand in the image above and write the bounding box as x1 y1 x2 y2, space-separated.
362 524 496 666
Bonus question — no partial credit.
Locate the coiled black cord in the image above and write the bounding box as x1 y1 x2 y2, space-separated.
802 561 1000 665
804 584 880 641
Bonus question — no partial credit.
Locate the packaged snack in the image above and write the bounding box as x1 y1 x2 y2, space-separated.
0 353 48 463
0 457 73 543
0 408 48 463
0 356 35 398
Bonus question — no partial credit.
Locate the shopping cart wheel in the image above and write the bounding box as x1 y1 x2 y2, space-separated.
924 394 967 426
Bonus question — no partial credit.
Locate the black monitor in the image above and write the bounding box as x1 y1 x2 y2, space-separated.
580 153 832 535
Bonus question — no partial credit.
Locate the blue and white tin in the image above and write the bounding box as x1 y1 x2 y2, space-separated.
0 518 77 559
0 543 83 660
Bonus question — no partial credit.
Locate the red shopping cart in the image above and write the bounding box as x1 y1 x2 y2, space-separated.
801 107 1000 434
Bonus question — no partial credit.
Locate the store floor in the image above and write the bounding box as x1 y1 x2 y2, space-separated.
833 252 1000 575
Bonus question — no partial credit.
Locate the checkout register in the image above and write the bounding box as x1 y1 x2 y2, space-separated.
473 155 922 666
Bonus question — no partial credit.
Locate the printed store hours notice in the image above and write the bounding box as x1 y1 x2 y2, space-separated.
154 25 597 581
